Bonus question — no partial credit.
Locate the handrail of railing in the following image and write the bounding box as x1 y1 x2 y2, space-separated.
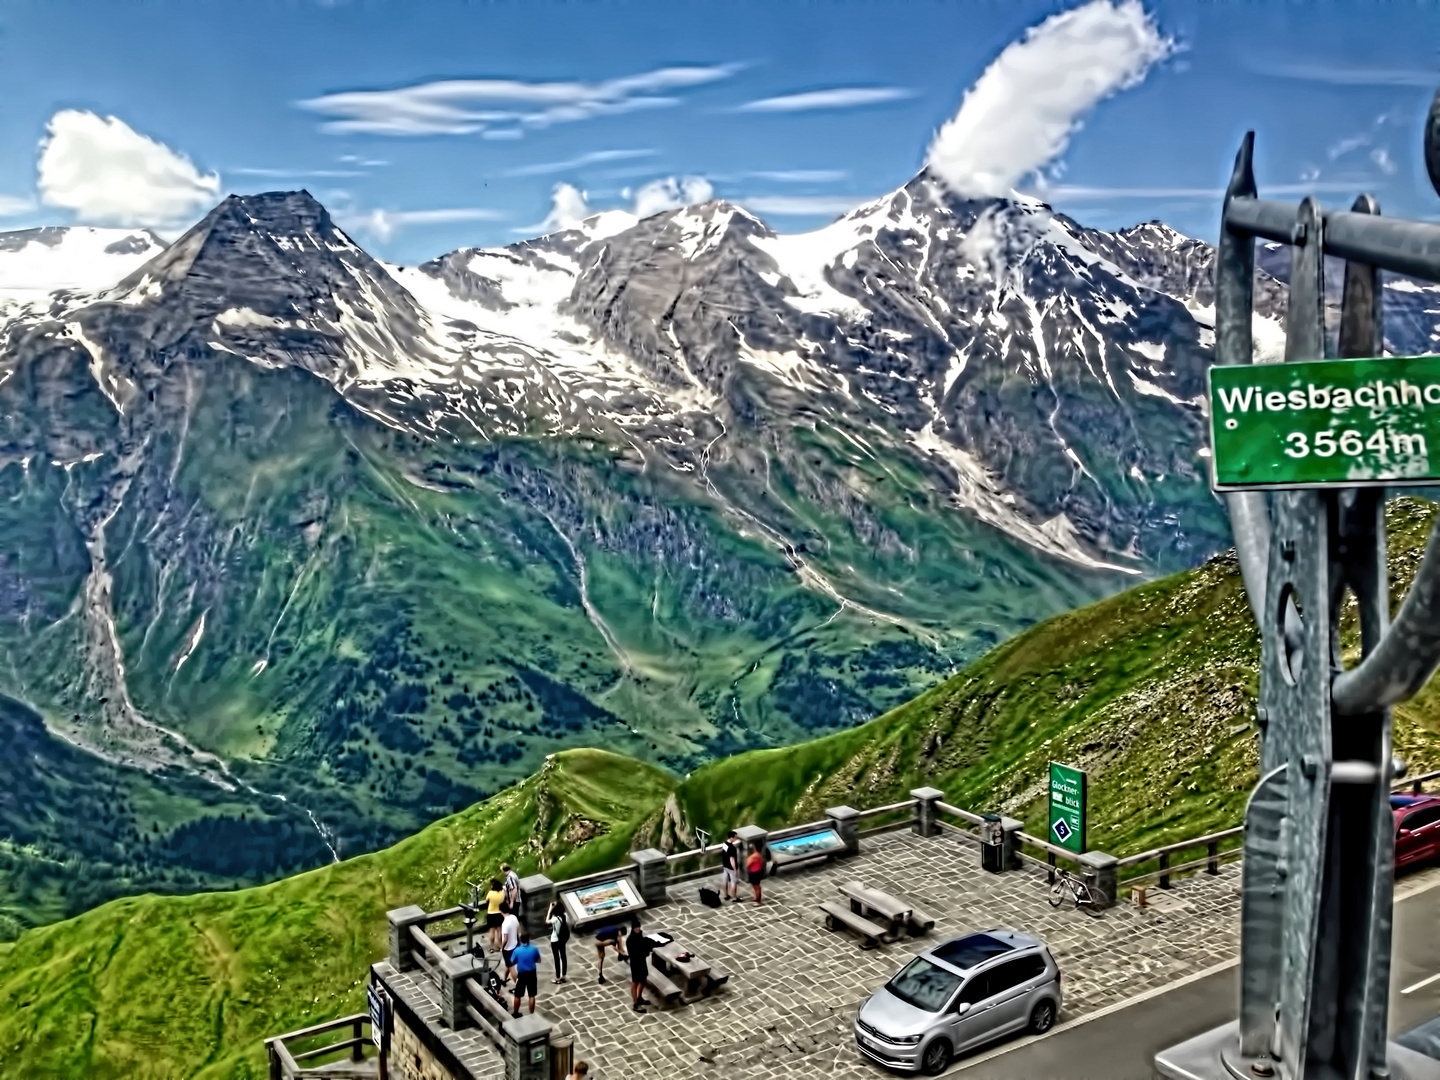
665 842 721 865
1398 768 1440 793
464 976 515 1030
1226 196 1440 283
1124 846 1243 889
855 799 916 820
1114 827 1245 869
935 801 985 826
409 926 450 967
555 864 639 892
1015 831 1078 860
266 1014 372 1079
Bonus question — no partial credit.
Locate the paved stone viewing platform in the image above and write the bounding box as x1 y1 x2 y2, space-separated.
532 825 1243 1079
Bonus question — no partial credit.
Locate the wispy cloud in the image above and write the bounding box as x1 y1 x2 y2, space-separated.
927 0 1174 198
1035 180 1389 201
0 194 36 217
1256 62 1440 87
339 154 389 166
503 149 656 177
735 86 916 113
743 169 849 183
736 194 867 216
1326 134 1371 161
339 205 506 241
300 64 742 136
231 167 366 178
633 176 714 217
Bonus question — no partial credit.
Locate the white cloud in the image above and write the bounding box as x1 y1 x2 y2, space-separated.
926 0 1173 198
736 86 916 112
300 64 741 136
1371 147 1397 175
541 182 593 232
0 194 36 217
633 176 713 218
342 206 506 242
737 194 866 216
37 110 221 228
504 149 656 177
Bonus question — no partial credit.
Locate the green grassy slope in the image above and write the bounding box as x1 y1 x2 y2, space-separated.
674 498 1440 858
7 501 1440 1079
0 749 674 1080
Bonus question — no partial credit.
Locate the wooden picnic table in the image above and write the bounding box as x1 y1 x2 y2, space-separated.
837 881 911 940
652 938 712 1000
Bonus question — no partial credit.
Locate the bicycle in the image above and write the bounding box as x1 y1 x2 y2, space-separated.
1049 867 1104 917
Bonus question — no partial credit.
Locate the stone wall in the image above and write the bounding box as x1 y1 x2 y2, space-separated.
390 1010 464 1080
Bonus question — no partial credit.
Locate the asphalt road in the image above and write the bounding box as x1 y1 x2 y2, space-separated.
946 873 1440 1080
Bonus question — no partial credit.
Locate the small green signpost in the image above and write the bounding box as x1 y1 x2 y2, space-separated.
1048 761 1087 855
1209 354 1440 489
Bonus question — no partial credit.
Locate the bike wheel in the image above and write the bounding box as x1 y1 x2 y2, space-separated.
1080 892 1105 918
1048 881 1064 907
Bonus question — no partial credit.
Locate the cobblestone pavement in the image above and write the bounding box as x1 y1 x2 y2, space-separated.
531 827 1243 1080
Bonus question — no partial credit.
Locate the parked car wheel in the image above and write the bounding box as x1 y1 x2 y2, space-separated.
1029 999 1056 1034
922 1037 953 1076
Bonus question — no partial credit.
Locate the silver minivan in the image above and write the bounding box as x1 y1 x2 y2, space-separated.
854 928 1062 1074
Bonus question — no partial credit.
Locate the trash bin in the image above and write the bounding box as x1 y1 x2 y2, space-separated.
981 813 1004 873
549 1033 574 1080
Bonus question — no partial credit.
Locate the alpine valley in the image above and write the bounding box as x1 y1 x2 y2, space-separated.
1 175 1437 936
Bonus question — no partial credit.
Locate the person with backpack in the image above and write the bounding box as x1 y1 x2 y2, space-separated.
720 830 741 902
501 864 522 911
746 842 766 905
548 900 570 984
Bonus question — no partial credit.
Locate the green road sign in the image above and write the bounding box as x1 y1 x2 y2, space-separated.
1048 762 1087 855
1209 354 1440 489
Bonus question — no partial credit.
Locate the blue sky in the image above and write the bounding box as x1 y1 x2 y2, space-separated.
0 0 1437 264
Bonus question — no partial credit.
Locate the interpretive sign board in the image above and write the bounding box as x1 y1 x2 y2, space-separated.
1049 762 1087 855
366 981 390 1051
1209 354 1440 489
769 828 845 865
559 875 644 927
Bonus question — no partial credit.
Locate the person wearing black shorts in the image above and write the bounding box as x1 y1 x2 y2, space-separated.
509 933 542 1018
627 917 658 1012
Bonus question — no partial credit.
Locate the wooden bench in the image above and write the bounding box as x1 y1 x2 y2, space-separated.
820 901 888 949
644 967 683 1006
705 963 731 992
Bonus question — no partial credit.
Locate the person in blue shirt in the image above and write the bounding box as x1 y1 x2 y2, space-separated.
510 932 543 1018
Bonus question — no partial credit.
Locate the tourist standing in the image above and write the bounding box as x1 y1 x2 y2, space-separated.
500 906 522 983
594 922 627 985
485 877 506 950
509 932 542 1018
626 917 660 1013
548 900 570 983
502 863 522 911
720 829 741 902
746 843 765 905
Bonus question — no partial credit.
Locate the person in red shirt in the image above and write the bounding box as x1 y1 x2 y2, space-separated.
746 844 766 905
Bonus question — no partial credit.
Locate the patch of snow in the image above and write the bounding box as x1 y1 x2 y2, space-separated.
0 227 164 303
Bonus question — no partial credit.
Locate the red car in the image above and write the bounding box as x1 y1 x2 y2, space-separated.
1392 794 1440 871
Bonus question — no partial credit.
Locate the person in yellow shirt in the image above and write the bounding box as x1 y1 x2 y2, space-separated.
485 877 506 950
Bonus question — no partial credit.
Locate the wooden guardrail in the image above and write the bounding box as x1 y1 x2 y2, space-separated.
265 1013 375 1080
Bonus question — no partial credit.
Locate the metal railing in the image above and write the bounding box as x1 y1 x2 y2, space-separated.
854 799 917 837
265 1014 375 1080
1117 827 1246 890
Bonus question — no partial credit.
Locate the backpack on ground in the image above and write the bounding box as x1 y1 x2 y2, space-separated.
698 886 722 908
